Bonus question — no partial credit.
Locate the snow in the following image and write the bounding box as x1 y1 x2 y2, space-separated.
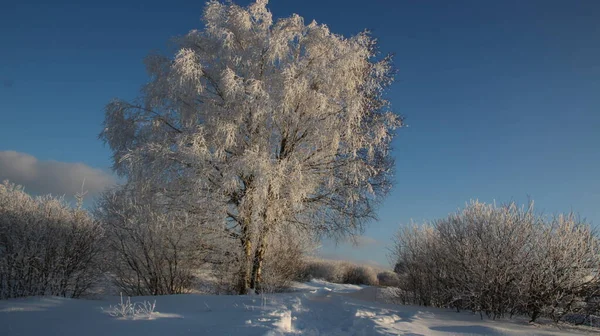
0 280 595 335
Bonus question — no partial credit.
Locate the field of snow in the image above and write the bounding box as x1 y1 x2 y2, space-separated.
0 280 595 335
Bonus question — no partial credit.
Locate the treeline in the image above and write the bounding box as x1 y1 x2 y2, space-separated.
391 201 600 323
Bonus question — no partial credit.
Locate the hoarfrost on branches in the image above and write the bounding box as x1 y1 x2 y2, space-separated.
101 0 401 294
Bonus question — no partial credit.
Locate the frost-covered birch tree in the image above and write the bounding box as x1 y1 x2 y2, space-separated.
101 0 401 294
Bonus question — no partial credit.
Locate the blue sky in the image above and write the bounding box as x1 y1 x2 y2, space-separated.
1 0 599 267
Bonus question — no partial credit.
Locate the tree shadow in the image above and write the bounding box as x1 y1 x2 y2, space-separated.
429 325 504 335
0 296 64 313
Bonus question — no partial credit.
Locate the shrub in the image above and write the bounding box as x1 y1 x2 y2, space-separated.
299 258 382 286
0 181 104 299
343 265 379 286
260 226 315 293
95 185 210 296
391 200 600 321
299 259 351 283
377 271 400 287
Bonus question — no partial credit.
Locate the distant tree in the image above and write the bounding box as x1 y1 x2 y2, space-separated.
101 0 400 294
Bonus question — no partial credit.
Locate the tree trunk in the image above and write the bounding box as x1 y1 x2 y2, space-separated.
250 229 268 293
236 225 253 295
529 309 540 323
250 184 273 294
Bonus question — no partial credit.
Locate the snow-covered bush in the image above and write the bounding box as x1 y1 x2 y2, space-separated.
391 201 600 322
0 181 104 299
343 265 379 286
519 213 600 322
260 226 316 293
95 185 212 296
377 271 400 287
299 259 352 283
299 258 381 286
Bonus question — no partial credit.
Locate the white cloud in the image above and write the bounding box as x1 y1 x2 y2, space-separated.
0 150 116 197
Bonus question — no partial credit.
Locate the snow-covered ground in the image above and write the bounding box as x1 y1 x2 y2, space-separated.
0 280 595 335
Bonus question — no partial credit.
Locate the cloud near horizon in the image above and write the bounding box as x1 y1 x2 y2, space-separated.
0 150 116 197
317 251 387 269
351 235 380 247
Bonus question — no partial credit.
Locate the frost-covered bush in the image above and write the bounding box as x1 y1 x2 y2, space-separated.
391 201 600 322
260 226 316 293
520 213 600 322
343 265 379 286
377 271 400 287
299 259 351 283
0 181 104 299
95 185 211 296
299 258 380 286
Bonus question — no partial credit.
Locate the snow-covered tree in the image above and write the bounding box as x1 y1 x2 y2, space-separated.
101 0 400 294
